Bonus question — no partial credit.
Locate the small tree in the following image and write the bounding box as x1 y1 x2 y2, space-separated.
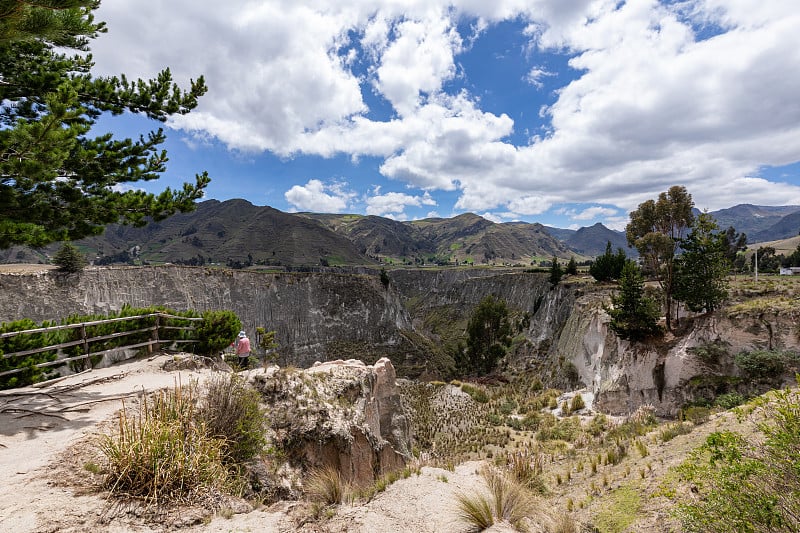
626 186 694 331
566 256 578 276
674 212 729 313
52 242 86 273
463 295 512 375
255 326 279 364
607 261 662 341
549 256 563 286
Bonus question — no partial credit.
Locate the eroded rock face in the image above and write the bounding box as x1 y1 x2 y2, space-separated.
561 293 800 417
253 357 411 487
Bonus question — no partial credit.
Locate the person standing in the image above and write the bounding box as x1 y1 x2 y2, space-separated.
234 331 251 368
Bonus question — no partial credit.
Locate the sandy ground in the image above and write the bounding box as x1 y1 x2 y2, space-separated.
0 355 497 533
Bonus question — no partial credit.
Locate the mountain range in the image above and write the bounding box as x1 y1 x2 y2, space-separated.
2 201 799 267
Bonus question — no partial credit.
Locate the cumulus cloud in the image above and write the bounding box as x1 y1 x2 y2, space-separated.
284 179 355 213
91 0 800 218
366 190 437 218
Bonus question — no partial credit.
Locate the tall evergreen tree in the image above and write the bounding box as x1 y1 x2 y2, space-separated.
626 185 694 332
463 295 512 375
607 261 662 341
549 255 563 286
674 212 729 313
0 1 209 249
566 256 578 276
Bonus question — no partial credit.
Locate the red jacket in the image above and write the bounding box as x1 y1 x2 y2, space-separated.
235 337 251 355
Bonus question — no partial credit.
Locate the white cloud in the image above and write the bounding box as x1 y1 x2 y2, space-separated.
525 65 555 89
284 179 355 213
366 191 437 218
91 0 800 216
570 206 618 221
480 212 504 223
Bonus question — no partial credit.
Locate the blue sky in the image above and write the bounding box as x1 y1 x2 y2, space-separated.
90 1 800 230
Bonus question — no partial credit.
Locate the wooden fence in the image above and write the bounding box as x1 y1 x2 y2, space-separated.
0 313 203 379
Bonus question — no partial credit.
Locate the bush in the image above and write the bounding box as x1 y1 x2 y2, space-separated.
715 392 746 410
195 310 241 356
0 319 60 389
198 373 267 463
735 350 797 380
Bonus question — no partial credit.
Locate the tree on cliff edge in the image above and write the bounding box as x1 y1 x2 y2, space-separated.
626 186 694 332
0 1 209 249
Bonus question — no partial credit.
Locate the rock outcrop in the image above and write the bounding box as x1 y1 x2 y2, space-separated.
253 357 411 487
561 291 800 416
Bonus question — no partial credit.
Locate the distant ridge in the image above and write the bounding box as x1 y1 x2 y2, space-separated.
3 200 799 266
565 223 632 257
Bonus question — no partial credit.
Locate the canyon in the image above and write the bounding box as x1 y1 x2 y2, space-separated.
1 265 797 416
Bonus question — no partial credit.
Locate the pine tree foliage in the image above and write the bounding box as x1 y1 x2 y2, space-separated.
607 261 662 341
674 212 729 313
52 241 86 272
589 241 627 282
0 1 209 249
462 295 512 375
549 256 563 286
566 256 578 276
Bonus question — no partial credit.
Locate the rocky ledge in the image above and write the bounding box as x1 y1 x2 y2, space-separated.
253 357 412 487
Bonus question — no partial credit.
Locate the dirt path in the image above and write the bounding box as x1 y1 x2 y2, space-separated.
0 356 493 533
0 355 220 532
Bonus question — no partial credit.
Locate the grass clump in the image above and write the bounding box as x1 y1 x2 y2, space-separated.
99 376 269 507
305 466 349 505
199 373 267 463
456 467 532 531
99 382 232 505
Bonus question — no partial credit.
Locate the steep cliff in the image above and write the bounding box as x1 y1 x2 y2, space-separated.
560 291 800 416
0 266 411 369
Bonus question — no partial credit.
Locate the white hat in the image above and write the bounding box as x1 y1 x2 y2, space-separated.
238 331 246 338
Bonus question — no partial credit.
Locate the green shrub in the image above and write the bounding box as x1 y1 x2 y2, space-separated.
660 422 692 442
570 393 586 412
715 392 746 410
676 385 800 532
195 310 241 356
0 319 60 389
538 416 581 442
461 383 489 403
198 373 267 463
683 406 711 425
689 340 729 366
735 350 798 380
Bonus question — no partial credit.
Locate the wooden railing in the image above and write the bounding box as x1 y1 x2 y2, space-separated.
0 313 202 379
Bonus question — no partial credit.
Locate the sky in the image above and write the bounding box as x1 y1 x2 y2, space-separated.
88 0 800 230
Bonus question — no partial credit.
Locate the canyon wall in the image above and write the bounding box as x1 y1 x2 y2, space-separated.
1 265 794 416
